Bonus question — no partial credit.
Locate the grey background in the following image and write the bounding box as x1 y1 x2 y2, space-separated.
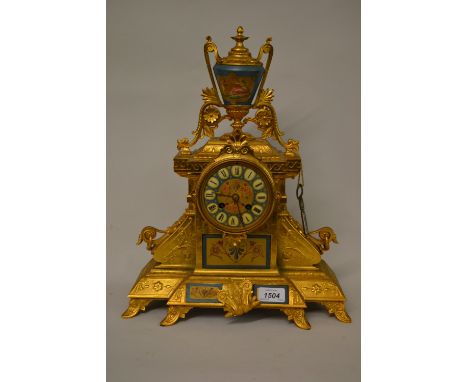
107 0 360 381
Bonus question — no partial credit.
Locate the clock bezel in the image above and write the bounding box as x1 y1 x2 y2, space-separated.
196 155 275 234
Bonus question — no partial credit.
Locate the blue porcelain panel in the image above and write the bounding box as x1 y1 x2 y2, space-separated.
213 64 264 105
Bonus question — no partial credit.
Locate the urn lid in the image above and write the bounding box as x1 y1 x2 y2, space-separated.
218 26 262 66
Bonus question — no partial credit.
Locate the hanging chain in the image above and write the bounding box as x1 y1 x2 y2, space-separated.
296 168 309 234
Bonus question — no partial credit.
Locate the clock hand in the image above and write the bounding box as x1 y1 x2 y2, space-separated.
235 200 245 227
216 192 233 198
229 193 245 227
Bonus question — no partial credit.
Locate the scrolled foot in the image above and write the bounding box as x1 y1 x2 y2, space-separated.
320 301 352 323
281 308 311 330
121 298 153 319
160 306 192 326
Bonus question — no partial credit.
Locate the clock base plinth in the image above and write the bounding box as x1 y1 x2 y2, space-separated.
121 260 192 319
282 260 352 323
122 259 350 329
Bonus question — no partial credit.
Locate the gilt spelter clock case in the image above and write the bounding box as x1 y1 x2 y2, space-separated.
122 27 351 329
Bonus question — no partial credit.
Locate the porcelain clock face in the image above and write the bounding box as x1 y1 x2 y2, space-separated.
198 160 274 233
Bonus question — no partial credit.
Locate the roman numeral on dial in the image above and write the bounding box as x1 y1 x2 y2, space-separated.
244 169 256 181
205 190 216 200
208 177 219 188
228 216 239 226
242 213 253 224
231 165 242 177
207 203 218 214
255 192 267 202
253 179 264 190
216 212 227 223
218 168 229 179
251 205 263 216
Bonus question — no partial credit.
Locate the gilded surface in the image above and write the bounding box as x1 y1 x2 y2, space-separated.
122 26 350 329
308 226 338 252
246 88 289 150
281 308 311 330
219 26 265 66
121 298 153 319
205 235 267 266
174 137 301 179
189 286 220 300
217 279 261 317
277 212 321 268
146 212 196 266
160 306 192 326
129 278 179 298
136 226 166 252
320 301 352 323
299 281 343 299
290 288 306 306
168 286 185 304
283 260 346 302
179 88 226 151
178 27 296 153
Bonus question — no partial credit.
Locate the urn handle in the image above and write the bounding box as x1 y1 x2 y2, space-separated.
254 37 274 106
204 36 222 105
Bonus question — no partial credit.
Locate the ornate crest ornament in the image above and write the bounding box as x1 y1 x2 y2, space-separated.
122 27 351 329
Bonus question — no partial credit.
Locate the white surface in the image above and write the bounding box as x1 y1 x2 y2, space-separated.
3 1 468 382
107 1 360 381
256 286 287 303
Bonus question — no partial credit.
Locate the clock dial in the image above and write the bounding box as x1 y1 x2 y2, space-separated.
199 161 274 232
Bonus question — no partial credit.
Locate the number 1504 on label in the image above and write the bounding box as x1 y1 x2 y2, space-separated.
256 286 287 304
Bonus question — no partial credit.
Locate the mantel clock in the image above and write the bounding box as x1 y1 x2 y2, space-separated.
122 27 351 329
